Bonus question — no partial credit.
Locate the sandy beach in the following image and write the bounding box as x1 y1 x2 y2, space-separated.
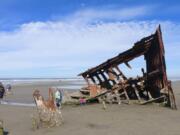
0 80 180 135
0 0 179 135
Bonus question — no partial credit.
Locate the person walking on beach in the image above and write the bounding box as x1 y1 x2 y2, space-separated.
5 84 12 95
55 89 63 109
0 82 5 104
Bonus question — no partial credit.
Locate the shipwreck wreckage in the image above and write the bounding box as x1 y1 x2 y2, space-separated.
71 25 177 109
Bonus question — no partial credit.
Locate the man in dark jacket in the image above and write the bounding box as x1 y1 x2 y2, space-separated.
0 82 5 99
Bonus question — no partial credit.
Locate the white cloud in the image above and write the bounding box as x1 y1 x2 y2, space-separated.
0 8 179 77
56 6 152 24
70 6 149 21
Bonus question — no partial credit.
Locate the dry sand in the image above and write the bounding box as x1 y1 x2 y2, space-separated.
0 81 180 135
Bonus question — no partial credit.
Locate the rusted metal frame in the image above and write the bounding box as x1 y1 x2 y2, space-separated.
144 26 167 99
86 90 110 102
124 62 132 69
99 70 113 88
95 71 113 90
94 72 103 85
107 67 118 76
116 81 130 102
167 82 177 109
142 26 176 109
78 26 176 109
99 70 109 81
147 69 160 77
134 34 154 46
89 71 109 86
140 95 166 105
123 87 130 102
105 70 116 86
125 78 142 101
156 26 168 90
114 66 127 80
147 91 153 99
114 90 121 104
115 42 151 64
132 84 141 102
78 38 153 77
155 29 166 88
138 69 162 81
106 67 118 84
139 69 159 100
89 75 96 85
88 71 106 85
80 48 143 76
90 73 103 86
82 75 90 86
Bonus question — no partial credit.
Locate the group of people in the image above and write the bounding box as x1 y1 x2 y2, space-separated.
55 89 87 107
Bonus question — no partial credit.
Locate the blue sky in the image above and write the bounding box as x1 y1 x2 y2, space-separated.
0 0 180 78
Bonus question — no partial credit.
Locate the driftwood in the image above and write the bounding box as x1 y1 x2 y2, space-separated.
75 25 176 109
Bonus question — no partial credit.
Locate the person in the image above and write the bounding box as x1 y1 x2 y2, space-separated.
5 84 12 95
55 89 63 109
79 97 86 105
0 82 5 104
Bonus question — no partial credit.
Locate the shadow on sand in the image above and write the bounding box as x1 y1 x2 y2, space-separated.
3 131 9 135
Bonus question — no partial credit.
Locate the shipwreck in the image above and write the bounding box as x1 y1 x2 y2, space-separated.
72 25 176 109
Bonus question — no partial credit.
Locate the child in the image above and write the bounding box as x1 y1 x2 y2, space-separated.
79 97 86 105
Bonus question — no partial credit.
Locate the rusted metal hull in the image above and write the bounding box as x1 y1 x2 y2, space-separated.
76 25 176 109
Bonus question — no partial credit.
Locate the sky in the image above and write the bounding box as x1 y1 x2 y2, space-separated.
0 0 180 78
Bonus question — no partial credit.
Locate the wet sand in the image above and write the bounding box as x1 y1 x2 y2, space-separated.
0 81 180 135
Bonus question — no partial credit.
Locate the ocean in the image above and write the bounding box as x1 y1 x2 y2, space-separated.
0 77 179 85
0 77 86 90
